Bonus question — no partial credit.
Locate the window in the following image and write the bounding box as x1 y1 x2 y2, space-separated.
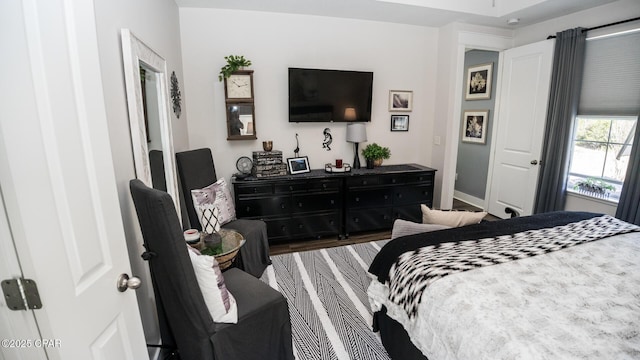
566 28 640 203
567 116 637 202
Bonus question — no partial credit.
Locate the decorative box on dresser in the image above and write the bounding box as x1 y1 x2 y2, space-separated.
233 164 435 244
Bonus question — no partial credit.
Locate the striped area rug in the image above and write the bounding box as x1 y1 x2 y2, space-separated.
260 240 391 360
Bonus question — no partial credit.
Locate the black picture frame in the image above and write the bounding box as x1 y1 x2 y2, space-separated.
286 156 310 174
390 115 409 131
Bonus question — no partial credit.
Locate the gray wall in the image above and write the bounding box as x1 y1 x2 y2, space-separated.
455 49 499 200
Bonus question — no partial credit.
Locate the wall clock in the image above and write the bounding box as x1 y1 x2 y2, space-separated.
224 70 254 100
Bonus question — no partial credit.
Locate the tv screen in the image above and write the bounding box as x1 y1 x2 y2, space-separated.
288 68 373 122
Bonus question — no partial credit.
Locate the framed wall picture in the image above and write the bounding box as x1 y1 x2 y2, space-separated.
389 90 413 111
286 156 310 174
390 115 409 131
461 110 489 144
465 63 493 100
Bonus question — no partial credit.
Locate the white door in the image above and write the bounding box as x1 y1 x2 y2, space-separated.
487 40 555 219
0 1 148 359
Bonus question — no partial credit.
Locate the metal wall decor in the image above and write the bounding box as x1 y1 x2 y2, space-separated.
170 71 181 118
322 128 332 151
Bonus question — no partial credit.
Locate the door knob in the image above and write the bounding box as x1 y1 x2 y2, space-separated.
117 274 141 292
530 160 538 165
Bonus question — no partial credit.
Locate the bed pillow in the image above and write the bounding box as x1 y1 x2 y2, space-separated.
187 246 238 323
421 204 487 227
391 219 451 239
191 178 236 228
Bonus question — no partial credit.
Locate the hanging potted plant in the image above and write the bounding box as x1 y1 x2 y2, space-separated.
362 143 391 169
573 178 615 198
218 55 252 81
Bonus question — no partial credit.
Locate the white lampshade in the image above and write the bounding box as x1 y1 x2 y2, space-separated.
344 107 357 121
346 123 367 143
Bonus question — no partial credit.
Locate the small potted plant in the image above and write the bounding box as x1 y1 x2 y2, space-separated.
218 55 252 81
573 178 615 198
362 143 391 168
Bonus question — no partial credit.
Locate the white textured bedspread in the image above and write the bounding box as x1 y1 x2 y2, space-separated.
368 232 640 359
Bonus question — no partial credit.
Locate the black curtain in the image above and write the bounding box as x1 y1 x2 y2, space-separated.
615 121 640 225
534 28 587 213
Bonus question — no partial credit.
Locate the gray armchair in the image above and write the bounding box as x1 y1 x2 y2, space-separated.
129 179 294 360
176 148 270 277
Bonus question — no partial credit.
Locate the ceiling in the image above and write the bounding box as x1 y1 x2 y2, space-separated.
174 0 619 29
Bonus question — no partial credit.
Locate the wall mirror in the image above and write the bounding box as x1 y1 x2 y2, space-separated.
121 29 181 219
226 103 256 140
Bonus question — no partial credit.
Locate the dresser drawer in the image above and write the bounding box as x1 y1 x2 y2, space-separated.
393 204 424 223
292 192 341 213
289 213 341 237
346 176 379 187
394 185 433 206
346 208 393 233
347 188 393 208
236 196 290 217
404 172 434 185
235 183 273 196
266 213 341 241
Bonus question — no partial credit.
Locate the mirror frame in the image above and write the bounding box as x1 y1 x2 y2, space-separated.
226 102 257 140
120 29 181 219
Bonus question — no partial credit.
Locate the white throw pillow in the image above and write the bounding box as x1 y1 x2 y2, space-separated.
391 219 451 239
191 178 236 228
421 204 487 227
187 246 238 323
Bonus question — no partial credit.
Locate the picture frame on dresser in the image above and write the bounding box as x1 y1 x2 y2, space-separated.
287 156 310 174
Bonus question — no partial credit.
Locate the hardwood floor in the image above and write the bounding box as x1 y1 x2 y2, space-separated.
269 199 498 255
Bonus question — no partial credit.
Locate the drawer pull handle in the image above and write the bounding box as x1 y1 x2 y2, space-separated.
245 206 251 212
392 179 397 183
362 181 368 185
281 226 286 231
383 215 390 220
354 218 359 223
397 194 403 199
384 195 389 200
298 202 303 208
281 204 286 209
419 177 423 181
355 197 360 202
298 224 304 229
253 188 258 193
330 220 334 225
330 199 335 205
289 186 293 191
322 184 327 189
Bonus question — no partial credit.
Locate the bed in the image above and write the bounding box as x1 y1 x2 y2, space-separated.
367 211 640 360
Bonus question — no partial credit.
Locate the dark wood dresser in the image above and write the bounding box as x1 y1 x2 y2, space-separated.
233 164 435 243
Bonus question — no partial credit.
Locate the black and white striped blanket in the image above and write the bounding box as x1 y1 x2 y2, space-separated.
386 214 640 318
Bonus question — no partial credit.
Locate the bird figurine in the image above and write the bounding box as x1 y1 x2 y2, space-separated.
294 133 300 157
322 128 332 151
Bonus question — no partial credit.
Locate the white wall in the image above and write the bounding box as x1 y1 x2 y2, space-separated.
513 0 640 46
94 0 187 349
179 9 438 184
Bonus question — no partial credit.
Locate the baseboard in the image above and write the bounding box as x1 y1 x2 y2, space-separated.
453 191 485 210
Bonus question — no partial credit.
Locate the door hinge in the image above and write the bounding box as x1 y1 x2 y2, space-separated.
1 278 43 311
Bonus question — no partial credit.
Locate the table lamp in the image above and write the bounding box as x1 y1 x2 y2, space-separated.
346 123 367 169
344 107 357 121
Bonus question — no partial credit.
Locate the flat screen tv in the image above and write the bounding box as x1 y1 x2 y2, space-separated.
288 67 373 122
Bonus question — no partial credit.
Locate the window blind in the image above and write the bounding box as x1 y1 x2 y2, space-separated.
578 30 640 116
